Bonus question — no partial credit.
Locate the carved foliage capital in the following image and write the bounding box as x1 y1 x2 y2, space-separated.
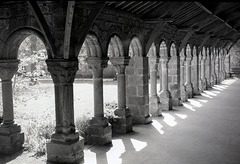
0 60 19 80
86 57 109 78
46 59 78 84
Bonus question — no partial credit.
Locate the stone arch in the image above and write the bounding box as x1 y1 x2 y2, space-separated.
129 36 143 57
82 34 102 57
1 27 52 59
159 40 167 57
147 43 157 57
170 42 177 57
107 35 124 57
192 46 197 57
186 44 191 57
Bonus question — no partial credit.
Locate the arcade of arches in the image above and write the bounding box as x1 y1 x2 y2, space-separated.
0 1 240 163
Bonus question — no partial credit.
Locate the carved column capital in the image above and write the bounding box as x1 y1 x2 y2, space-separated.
160 56 169 65
0 60 19 81
110 57 130 74
86 57 109 78
46 59 78 84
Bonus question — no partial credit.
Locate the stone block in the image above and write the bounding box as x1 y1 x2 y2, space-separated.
112 115 132 133
125 67 134 74
128 96 147 105
87 125 112 145
127 85 137 96
0 125 24 155
160 96 172 111
47 137 84 164
137 85 148 96
149 96 161 117
132 114 152 125
138 68 148 75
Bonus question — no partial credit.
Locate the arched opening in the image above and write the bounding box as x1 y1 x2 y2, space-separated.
160 41 167 57
1 34 54 156
147 43 161 116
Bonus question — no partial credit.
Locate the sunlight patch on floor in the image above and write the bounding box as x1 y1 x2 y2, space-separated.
106 139 125 164
196 99 208 103
201 92 213 98
152 119 164 135
203 90 217 96
212 86 224 91
175 113 188 119
188 99 202 107
130 139 147 152
162 113 177 127
182 103 196 111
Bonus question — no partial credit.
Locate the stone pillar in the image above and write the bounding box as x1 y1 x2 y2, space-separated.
0 60 24 155
216 54 220 84
149 57 161 116
168 55 181 106
185 57 194 98
110 57 132 133
159 56 172 111
46 59 84 164
180 55 187 102
207 53 212 88
226 55 231 77
222 55 226 80
211 54 217 85
86 57 112 145
126 56 152 124
200 54 207 90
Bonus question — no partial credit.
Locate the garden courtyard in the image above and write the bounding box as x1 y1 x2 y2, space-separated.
1 77 240 164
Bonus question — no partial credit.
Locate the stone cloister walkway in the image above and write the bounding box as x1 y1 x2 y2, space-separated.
3 77 240 164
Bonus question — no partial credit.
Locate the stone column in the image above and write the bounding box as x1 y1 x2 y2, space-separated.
110 57 132 133
185 57 194 98
180 55 187 102
211 54 217 85
159 56 172 111
149 57 161 116
226 55 231 77
0 60 24 155
222 55 226 80
46 59 84 164
207 53 212 88
200 54 207 90
86 57 112 145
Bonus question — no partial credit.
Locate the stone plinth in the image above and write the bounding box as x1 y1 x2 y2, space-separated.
0 124 24 155
149 96 161 116
159 90 172 111
87 117 112 145
113 108 133 133
47 137 84 164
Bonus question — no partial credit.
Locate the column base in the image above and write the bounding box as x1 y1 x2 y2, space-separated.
181 90 188 102
87 117 112 145
185 84 193 98
149 96 161 117
172 98 181 106
47 136 84 164
159 91 172 111
112 115 132 134
132 114 152 124
0 124 24 155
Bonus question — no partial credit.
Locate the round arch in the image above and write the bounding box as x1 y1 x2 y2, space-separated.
2 27 52 59
159 40 167 57
129 36 143 57
147 42 157 57
107 35 124 57
170 42 177 57
81 34 102 57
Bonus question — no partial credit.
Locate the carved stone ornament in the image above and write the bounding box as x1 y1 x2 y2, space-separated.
86 57 109 78
110 57 130 74
0 60 19 81
46 59 78 84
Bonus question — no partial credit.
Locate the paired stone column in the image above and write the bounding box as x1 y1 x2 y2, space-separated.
86 57 112 145
149 57 161 116
185 57 194 98
46 59 84 164
110 57 132 133
159 56 172 111
200 53 207 90
0 60 24 155
180 55 187 102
